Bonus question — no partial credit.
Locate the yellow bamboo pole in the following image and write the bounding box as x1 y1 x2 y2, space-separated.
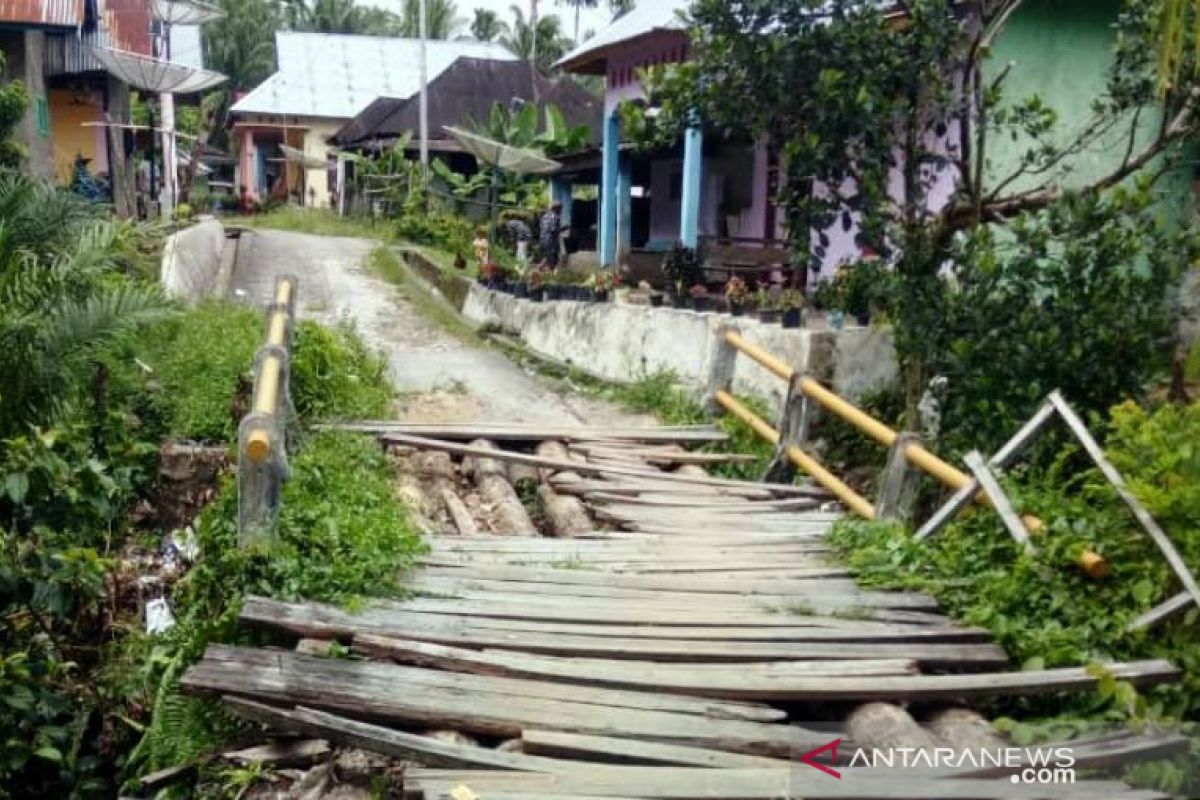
721 331 1107 577
246 353 282 464
715 390 876 520
274 276 295 308
266 310 288 348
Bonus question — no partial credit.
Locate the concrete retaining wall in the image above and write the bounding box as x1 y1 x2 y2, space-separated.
463 284 898 412
161 218 229 302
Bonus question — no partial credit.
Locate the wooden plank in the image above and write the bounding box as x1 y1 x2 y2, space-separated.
354 634 919 696
553 478 775 500
223 698 574 771
332 422 729 443
407 768 1163 800
410 575 942 611
380 433 822 497
1129 590 1191 631
348 638 1178 702
420 564 859 591
440 489 478 537
243 595 969 639
585 492 821 511
1050 392 1200 624
519 729 787 768
182 646 813 757
964 451 1033 548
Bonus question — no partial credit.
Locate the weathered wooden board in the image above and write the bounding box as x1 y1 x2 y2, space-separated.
347 637 1177 703
519 729 788 768
182 646 814 757
335 422 730 443
380 433 822 497
409 575 943 612
406 768 1163 800
420 563 860 591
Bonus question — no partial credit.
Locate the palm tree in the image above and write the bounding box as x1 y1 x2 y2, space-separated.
501 4 571 71
0 173 173 435
285 0 369 33
399 0 465 39
471 7 507 42
608 0 633 19
556 0 597 44
203 0 279 92
1157 0 1199 93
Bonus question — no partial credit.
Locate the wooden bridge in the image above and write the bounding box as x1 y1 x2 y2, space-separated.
184 417 1184 799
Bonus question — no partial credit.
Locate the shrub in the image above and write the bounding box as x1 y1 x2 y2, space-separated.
394 208 473 260
291 319 392 421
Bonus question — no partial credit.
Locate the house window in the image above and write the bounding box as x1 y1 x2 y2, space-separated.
34 96 49 138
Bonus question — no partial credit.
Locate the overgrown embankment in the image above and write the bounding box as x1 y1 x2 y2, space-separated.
0 181 420 796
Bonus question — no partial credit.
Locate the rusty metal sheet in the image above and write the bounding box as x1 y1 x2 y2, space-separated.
0 0 85 28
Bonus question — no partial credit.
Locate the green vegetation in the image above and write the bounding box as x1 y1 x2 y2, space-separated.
228 207 392 240
830 398 1200 793
128 431 423 781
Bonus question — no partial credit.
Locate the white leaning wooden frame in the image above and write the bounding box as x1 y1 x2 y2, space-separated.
915 390 1200 632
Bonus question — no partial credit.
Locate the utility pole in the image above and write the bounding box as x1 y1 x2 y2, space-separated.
418 0 429 174
530 0 539 70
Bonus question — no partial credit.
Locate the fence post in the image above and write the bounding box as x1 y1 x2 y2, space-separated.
763 373 813 484
874 431 923 522
704 324 740 415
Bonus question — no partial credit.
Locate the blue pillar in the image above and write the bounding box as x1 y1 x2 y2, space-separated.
680 122 704 248
550 176 573 227
617 154 633 259
599 110 621 267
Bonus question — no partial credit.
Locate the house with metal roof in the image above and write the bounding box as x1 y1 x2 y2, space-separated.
553 0 779 270
229 31 516 209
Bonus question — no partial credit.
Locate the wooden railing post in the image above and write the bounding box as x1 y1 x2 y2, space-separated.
703 324 740 415
875 431 923 523
763 373 813 485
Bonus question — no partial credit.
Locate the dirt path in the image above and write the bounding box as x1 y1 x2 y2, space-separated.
231 228 655 425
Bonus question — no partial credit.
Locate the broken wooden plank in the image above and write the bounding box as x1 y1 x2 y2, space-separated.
335 422 729 444
406 767 1164 800
519 729 787 768
419 563 859 592
182 646 815 757
379 433 821 497
195 642 783 722
440 489 478 537
347 637 1177 702
222 738 331 767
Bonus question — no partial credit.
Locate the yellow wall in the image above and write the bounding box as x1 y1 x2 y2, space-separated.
301 118 344 208
49 89 105 184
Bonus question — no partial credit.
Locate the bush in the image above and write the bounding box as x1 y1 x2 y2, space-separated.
291 319 392 421
830 398 1200 729
394 208 473 260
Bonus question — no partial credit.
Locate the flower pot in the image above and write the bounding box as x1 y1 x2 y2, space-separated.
672 294 688 309
758 309 782 324
649 294 664 307
530 287 545 302
512 282 528 298
594 290 608 303
782 308 803 329
691 297 711 312
855 311 871 326
485 278 503 290
729 304 745 317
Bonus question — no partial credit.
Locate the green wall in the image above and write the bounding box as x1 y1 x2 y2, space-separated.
986 0 1193 216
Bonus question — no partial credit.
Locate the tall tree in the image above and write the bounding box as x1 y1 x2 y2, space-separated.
557 0 597 44
471 7 507 41
644 0 1200 428
608 0 633 20
501 4 571 70
399 0 464 39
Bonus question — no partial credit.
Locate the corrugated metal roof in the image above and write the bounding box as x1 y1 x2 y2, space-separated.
231 32 517 120
0 0 84 27
557 1 690 74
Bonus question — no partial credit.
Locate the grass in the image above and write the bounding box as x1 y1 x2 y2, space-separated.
369 246 480 342
226 207 391 240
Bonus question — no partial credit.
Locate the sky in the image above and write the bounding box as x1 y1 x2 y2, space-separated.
365 0 615 43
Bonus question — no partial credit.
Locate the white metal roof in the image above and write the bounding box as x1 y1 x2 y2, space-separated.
232 32 517 120
557 1 690 73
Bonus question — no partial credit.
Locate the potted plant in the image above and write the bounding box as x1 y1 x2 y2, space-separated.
756 286 783 324
689 283 710 312
662 243 701 307
480 261 504 289
591 270 620 302
781 290 806 329
724 276 750 316
528 270 546 302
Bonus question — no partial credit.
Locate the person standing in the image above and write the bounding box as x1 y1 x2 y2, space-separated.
539 201 563 269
